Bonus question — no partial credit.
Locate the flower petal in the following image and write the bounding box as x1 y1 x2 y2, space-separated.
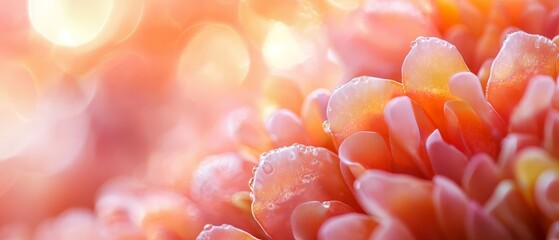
534 170 559 221
339 131 391 185
427 130 468 183
485 180 542 240
252 145 358 239
514 148 559 206
326 76 404 146
196 224 259 240
301 89 334 149
402 36 469 134
509 75 555 136
318 213 377 240
486 31 558 122
354 170 444 239
433 176 469 240
291 201 355 240
265 108 311 147
462 153 500 204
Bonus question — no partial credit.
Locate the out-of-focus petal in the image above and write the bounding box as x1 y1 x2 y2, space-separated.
485 180 542 240
467 202 513 240
326 76 404 146
252 145 358 239
402 36 469 135
34 209 101 240
486 31 558 122
462 153 500 205
433 176 469 240
427 130 466 183
190 153 259 233
354 170 444 239
509 75 555 137
196 224 259 240
544 110 559 158
229 108 273 154
548 221 559 239
498 134 540 179
514 148 559 206
265 108 311 147
291 201 355 240
534 170 559 222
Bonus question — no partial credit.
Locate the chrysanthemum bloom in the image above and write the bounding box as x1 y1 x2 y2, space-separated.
198 31 559 240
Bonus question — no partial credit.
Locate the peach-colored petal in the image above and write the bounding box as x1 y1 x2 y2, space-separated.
252 145 358 239
265 108 311 147
514 148 559 206
544 110 559 159
467 202 513 240
449 71 506 137
534 170 559 221
339 131 391 185
291 201 355 240
548 221 559 239
518 1 547 34
433 176 468 240
196 224 259 240
444 24 477 66
486 31 558 122
402 36 469 135
498 134 541 179
444 100 500 157
300 89 334 149
427 130 468 183
485 180 542 240
477 59 493 93
354 170 444 239
509 75 555 137
385 96 434 178
190 153 260 233
326 76 404 146
318 213 377 240
371 217 415 240
229 108 273 153
462 153 500 205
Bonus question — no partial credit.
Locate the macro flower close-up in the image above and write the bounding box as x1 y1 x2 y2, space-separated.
1 0 559 239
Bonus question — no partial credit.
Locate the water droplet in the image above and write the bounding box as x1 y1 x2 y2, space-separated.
221 224 231 229
302 173 317 183
260 152 269 160
311 148 318 157
248 177 255 189
322 201 331 208
289 151 296 161
266 202 276 210
535 36 548 49
261 162 273 174
410 40 417 48
311 158 319 165
252 165 258 174
203 224 213 231
322 120 331 134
